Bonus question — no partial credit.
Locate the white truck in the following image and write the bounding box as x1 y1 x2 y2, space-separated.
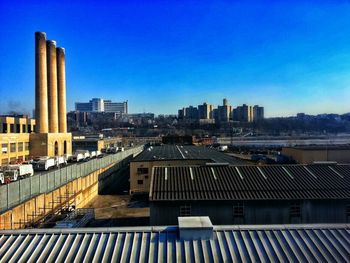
0 170 4 184
218 145 228 152
107 147 118 154
90 151 97 158
73 150 90 161
55 156 67 168
96 150 103 158
32 157 56 171
72 152 84 162
4 164 34 179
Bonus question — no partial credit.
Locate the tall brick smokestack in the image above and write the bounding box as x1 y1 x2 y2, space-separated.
35 32 49 133
47 40 59 133
57 47 67 133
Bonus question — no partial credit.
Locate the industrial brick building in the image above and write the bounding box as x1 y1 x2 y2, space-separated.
130 145 244 194
149 164 350 225
282 145 350 164
0 116 35 165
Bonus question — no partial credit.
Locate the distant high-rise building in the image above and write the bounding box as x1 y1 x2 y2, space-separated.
233 104 253 122
184 106 198 119
75 98 128 114
104 100 128 113
217 98 232 123
253 105 264 122
198 102 213 119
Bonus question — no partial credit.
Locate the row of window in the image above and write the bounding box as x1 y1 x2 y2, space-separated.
1 155 29 165
179 202 350 218
1 142 30 154
1 123 35 134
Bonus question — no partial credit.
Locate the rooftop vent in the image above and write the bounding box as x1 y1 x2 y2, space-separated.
178 216 213 240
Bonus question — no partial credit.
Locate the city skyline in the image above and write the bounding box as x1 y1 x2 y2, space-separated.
1 1 350 117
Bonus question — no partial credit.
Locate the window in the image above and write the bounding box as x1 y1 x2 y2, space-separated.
2 159 8 165
10 124 14 133
10 157 16 164
1 143 7 153
18 142 23 151
28 125 32 133
233 202 244 218
10 143 16 152
25 142 29 151
137 180 143 185
180 205 191 216
22 124 26 133
2 123 8 133
137 168 149 175
346 204 350 217
63 141 67 154
16 124 20 133
290 202 301 217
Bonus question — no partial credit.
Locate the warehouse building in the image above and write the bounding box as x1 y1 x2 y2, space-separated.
130 145 244 194
0 221 348 262
282 145 350 164
149 164 350 225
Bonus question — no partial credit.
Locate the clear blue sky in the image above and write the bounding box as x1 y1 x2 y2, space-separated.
0 0 350 117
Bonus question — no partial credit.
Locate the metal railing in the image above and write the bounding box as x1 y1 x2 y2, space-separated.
0 146 143 213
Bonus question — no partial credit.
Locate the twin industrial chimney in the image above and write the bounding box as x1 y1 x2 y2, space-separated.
35 32 67 134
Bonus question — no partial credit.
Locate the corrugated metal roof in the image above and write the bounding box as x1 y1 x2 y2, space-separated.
150 164 350 201
132 145 245 164
0 224 349 262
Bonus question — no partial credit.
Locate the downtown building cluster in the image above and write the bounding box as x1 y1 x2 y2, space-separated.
178 98 264 123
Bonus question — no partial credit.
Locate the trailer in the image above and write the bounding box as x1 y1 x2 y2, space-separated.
32 157 56 171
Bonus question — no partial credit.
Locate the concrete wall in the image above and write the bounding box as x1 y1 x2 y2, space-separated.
0 146 143 229
150 199 350 225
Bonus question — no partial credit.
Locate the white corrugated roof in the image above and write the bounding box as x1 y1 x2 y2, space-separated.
0 224 349 262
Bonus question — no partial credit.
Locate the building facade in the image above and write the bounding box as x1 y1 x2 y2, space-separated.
150 165 350 225
0 116 35 165
75 98 128 114
282 145 350 164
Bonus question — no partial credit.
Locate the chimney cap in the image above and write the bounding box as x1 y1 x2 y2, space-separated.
35 31 46 36
47 40 56 45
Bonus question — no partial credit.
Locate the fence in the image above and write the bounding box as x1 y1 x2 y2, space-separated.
0 146 143 213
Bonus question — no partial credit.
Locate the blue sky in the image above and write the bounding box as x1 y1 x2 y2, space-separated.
0 0 350 117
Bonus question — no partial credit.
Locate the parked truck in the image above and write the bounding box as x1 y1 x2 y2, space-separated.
218 145 228 152
0 170 4 184
32 157 56 171
55 156 67 168
71 152 84 162
76 150 90 161
90 151 97 158
4 164 34 179
96 150 103 158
